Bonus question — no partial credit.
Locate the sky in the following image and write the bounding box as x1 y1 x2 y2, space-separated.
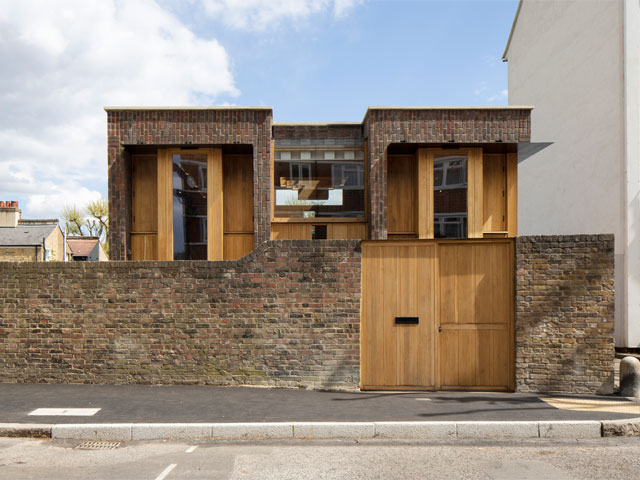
0 0 519 221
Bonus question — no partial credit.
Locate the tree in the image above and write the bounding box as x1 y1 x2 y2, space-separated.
61 200 109 256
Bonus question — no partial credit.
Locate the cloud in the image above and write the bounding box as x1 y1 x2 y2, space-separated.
0 0 238 220
473 82 508 104
200 0 364 30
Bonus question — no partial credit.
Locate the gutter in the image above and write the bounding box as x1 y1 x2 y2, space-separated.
502 0 523 61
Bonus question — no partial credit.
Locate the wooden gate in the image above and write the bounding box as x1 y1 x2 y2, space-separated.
361 239 514 391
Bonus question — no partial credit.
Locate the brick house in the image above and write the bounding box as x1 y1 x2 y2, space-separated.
66 236 108 261
64 106 613 394
0 201 67 262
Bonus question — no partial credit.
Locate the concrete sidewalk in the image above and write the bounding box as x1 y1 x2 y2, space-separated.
0 384 639 440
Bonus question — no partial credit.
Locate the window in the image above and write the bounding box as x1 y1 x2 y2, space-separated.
274 149 365 218
332 164 364 188
290 163 311 184
172 153 208 260
434 156 467 189
434 154 467 238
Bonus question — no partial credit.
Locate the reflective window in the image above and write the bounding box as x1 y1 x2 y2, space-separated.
434 155 467 238
173 153 207 260
274 149 365 218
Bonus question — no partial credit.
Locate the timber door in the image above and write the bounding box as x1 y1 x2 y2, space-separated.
438 241 514 390
361 242 437 389
361 239 514 391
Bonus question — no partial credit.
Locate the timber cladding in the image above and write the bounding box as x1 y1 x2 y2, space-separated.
515 235 615 394
0 241 361 390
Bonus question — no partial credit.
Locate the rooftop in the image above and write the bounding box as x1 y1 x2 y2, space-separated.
0 223 59 247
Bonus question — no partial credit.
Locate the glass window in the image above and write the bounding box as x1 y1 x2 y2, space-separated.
274 149 365 218
173 153 208 260
434 155 467 238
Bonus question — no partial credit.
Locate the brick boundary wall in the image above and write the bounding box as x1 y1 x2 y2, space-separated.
0 241 361 390
0 235 615 393
107 108 273 261
515 235 615 394
364 108 532 239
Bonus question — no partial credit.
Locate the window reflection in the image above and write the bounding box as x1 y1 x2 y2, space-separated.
173 154 207 260
434 155 467 238
274 149 365 218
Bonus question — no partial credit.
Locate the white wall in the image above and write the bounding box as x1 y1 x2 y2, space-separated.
624 0 640 346
506 0 627 344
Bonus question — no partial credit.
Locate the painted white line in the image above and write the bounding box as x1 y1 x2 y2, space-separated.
155 463 177 480
28 408 101 416
185 446 198 453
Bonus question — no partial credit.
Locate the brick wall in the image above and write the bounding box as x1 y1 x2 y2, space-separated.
0 241 361 390
107 108 273 260
273 124 363 140
0 247 37 262
0 235 615 393
515 235 615 394
364 108 532 239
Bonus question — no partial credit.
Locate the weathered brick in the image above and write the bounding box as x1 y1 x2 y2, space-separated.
515 235 615 394
0 240 361 390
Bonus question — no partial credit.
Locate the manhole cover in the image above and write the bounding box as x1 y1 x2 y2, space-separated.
75 441 121 450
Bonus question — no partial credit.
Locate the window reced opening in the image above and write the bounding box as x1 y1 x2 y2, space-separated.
173 153 208 260
312 224 327 240
434 155 467 238
274 149 365 218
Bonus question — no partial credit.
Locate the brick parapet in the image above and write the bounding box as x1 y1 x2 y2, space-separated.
273 124 363 140
514 234 615 394
0 240 361 390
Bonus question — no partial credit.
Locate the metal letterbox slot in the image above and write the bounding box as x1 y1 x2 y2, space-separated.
395 317 419 325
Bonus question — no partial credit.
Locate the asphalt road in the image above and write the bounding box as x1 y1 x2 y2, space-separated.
0 383 637 424
1 437 639 479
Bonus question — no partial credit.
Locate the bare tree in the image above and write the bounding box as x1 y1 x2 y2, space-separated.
61 200 109 256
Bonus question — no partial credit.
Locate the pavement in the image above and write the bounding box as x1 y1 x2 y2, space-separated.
1 383 639 441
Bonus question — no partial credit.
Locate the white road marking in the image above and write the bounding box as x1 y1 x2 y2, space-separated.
155 463 177 480
185 446 198 453
28 408 101 416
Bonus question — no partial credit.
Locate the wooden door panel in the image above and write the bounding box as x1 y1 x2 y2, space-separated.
387 155 417 235
483 154 506 234
361 243 436 389
362 239 513 391
438 241 513 390
223 154 254 260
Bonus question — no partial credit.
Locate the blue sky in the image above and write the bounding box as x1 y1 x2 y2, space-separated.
177 0 519 121
0 0 519 220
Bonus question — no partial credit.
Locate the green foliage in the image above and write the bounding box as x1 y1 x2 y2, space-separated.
61 200 109 256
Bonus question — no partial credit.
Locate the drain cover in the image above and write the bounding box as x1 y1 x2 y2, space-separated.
76 441 121 450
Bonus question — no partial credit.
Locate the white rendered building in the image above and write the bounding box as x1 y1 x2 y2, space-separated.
503 0 640 347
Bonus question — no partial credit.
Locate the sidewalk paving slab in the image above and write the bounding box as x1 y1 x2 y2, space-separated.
2 383 640 440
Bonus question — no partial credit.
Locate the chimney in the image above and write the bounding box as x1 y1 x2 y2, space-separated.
0 201 21 227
